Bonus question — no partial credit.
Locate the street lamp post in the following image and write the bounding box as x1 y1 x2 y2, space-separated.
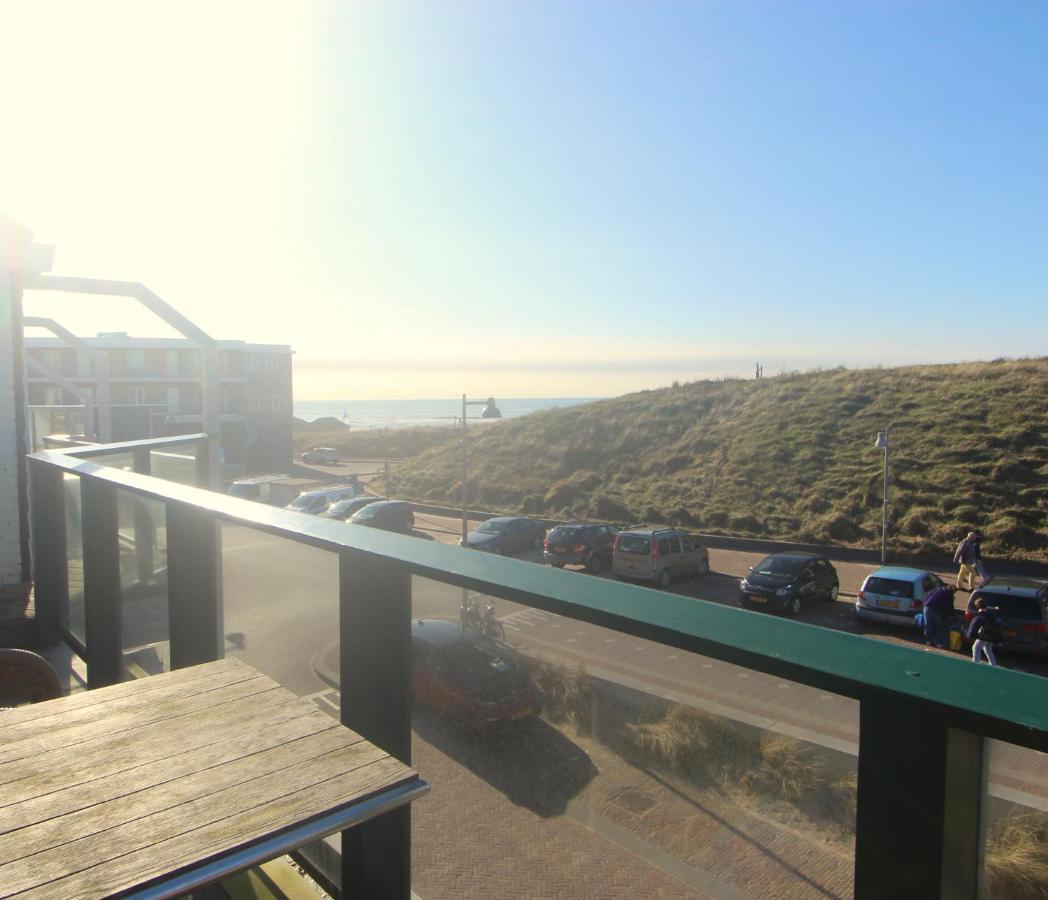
874 425 890 564
461 395 501 543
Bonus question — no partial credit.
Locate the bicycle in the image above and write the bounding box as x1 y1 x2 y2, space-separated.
460 591 505 640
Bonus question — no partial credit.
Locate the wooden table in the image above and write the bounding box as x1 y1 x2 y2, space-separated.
0 657 427 898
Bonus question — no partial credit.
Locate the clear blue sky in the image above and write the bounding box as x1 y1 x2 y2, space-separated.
5 1 1046 398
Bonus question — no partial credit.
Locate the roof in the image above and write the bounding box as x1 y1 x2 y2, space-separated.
411 618 477 648
866 566 933 582
485 516 529 525
25 336 291 353
974 579 1048 598
762 551 822 561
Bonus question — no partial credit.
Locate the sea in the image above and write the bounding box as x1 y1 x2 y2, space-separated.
293 397 601 430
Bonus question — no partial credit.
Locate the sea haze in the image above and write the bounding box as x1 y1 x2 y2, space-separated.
293 397 601 430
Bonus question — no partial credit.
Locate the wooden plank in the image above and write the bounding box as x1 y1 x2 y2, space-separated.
0 709 341 837
0 725 362 864
2 742 391 895
0 688 298 795
0 675 281 767
0 662 261 746
0 658 241 728
32 757 416 900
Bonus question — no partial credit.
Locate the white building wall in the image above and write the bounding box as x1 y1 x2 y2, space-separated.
0 271 25 584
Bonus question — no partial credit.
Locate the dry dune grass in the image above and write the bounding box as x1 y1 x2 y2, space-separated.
985 812 1048 900
371 358 1048 560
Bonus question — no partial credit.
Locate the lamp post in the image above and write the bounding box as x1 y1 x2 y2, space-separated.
874 425 890 564
461 395 501 543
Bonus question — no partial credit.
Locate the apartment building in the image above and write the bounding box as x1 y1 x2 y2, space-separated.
24 333 293 467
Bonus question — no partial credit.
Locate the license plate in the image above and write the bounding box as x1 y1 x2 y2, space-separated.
1002 630 1017 638
879 599 899 609
748 594 767 604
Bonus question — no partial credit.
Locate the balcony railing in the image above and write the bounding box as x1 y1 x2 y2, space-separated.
26 435 1048 900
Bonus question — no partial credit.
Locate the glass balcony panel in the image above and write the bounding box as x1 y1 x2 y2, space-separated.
409 574 859 899
150 447 201 485
116 488 169 676
982 739 1048 899
63 473 84 644
220 522 338 698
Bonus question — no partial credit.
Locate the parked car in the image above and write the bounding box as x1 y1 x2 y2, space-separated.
411 618 540 731
543 523 619 572
349 499 415 533
319 495 385 520
611 527 710 588
461 516 547 555
285 484 362 515
739 552 839 615
963 578 1048 656
302 447 340 464
855 567 944 627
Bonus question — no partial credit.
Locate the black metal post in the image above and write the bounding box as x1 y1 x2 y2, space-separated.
194 436 211 488
855 700 983 899
132 449 156 585
28 460 68 648
167 500 224 668
81 478 123 688
338 549 412 899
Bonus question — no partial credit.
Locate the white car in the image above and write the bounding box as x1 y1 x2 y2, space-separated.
855 566 944 627
302 447 339 465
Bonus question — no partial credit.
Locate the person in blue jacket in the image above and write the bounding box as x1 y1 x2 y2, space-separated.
922 584 957 649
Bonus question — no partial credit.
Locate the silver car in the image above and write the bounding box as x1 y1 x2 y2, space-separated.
855 566 944 627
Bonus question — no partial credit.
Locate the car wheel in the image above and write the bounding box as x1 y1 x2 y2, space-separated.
586 554 602 574
828 584 839 602
786 595 801 616
698 557 710 576
551 562 565 569
657 569 672 589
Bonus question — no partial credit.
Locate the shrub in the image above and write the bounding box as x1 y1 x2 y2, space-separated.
593 495 632 522
985 813 1048 900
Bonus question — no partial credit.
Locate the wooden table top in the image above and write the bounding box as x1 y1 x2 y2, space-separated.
0 657 424 899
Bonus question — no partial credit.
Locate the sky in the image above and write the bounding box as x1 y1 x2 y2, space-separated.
2 1 1046 400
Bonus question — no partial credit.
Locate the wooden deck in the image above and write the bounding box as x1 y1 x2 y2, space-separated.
0 657 425 898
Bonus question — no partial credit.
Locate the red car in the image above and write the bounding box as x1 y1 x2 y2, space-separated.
410 619 540 731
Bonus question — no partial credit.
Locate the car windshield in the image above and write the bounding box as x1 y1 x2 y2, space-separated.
753 556 805 578
548 526 579 542
617 534 651 555
353 504 380 520
979 592 1043 621
442 640 513 679
288 494 316 510
327 500 354 515
864 577 914 599
476 520 508 535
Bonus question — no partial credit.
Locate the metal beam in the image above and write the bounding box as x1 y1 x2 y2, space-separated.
81 478 123 687
167 499 223 668
23 315 112 441
26 275 220 486
27 459 68 647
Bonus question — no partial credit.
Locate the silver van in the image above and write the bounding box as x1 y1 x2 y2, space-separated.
612 528 710 588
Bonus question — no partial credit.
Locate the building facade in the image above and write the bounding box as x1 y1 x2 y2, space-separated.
24 333 293 468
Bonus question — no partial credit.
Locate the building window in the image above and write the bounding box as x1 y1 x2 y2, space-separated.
44 387 64 406
126 349 145 372
166 350 180 376
263 393 280 412
263 354 278 371
247 353 260 371
77 352 92 377
247 394 261 412
127 387 146 405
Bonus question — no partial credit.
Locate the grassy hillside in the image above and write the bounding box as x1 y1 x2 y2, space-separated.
379 359 1048 560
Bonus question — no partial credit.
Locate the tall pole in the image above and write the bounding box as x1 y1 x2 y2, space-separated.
881 424 890 565
461 393 468 544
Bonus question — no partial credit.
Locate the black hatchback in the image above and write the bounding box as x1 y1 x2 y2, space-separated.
543 523 618 572
349 500 415 533
739 552 839 616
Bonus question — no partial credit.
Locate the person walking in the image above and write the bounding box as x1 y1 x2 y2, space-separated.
922 584 957 649
953 531 982 590
968 596 1002 666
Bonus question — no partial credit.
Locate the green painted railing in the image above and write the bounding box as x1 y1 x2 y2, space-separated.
27 435 1048 900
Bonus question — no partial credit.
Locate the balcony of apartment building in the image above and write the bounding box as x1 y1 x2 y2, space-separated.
1 431 1045 899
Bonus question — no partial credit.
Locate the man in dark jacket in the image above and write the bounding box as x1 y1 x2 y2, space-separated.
968 596 1001 666
923 585 957 649
953 532 981 591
